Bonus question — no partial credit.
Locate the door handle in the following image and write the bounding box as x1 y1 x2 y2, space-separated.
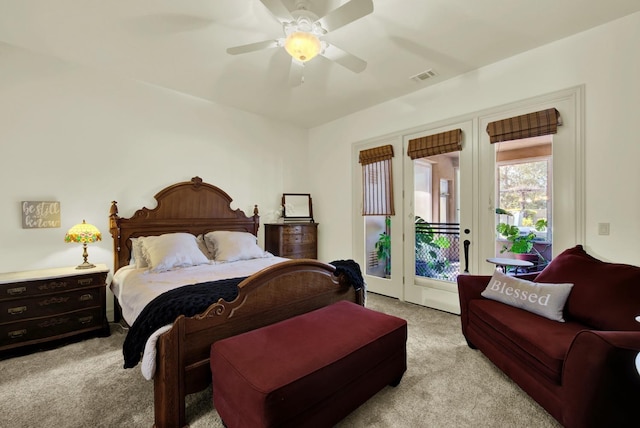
463 240 471 273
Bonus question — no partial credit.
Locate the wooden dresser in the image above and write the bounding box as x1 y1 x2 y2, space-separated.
0 264 109 355
265 223 318 259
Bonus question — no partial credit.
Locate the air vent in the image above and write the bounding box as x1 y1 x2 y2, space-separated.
410 69 437 82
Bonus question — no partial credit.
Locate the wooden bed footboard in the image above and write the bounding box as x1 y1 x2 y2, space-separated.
153 259 365 428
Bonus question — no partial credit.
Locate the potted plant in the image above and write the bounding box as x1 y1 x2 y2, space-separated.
496 212 548 263
375 217 391 277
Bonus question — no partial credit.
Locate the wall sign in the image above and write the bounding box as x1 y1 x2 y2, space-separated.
21 201 61 229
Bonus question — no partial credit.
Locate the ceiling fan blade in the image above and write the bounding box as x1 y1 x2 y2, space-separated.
259 0 294 23
321 44 367 73
289 59 304 87
316 0 373 33
226 39 280 55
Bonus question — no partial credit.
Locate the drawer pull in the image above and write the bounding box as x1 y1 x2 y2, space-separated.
78 278 93 286
39 297 69 306
38 317 68 328
7 286 26 295
8 329 27 339
38 281 68 291
79 294 94 301
79 315 94 324
8 306 27 315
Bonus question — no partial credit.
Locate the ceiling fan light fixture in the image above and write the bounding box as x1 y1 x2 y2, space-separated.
284 31 321 62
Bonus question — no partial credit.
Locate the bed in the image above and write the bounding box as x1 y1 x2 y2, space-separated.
108 176 365 428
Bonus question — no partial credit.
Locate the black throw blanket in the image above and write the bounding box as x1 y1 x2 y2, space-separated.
122 276 245 369
329 259 365 291
122 259 365 369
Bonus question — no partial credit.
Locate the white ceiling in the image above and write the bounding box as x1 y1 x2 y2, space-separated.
1 0 640 128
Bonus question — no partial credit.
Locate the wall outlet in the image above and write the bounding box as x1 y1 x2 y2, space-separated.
598 222 610 235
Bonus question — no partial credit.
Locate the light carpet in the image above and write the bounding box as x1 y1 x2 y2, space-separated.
0 292 560 427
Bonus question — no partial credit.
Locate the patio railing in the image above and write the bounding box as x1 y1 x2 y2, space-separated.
415 222 460 281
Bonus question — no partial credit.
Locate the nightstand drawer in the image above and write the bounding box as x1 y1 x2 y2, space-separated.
0 272 107 299
0 307 103 349
0 287 103 322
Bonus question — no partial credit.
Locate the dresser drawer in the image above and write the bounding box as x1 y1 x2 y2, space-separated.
287 250 317 259
0 287 103 322
0 272 106 300
0 307 103 349
282 225 304 235
283 242 316 254
282 233 315 244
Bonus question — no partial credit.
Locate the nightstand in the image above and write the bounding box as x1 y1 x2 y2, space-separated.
0 264 109 356
265 223 318 259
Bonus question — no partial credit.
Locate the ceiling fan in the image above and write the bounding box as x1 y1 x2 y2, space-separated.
227 0 374 84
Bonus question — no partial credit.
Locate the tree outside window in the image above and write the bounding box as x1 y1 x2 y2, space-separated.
497 158 550 242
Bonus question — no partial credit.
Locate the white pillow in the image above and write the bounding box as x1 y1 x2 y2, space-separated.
139 233 210 273
481 270 573 322
204 231 267 262
130 237 148 269
196 234 213 260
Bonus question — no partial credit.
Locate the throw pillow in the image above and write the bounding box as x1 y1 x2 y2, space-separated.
139 233 210 273
482 270 573 322
196 234 213 260
535 245 640 330
204 230 268 262
130 237 148 269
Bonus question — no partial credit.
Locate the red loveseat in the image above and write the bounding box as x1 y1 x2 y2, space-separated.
458 245 640 427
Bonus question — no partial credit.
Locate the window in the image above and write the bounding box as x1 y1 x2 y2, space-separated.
359 144 395 278
359 145 395 216
495 136 552 267
488 108 561 272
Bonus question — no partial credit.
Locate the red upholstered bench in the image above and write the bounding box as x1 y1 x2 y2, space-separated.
210 300 407 428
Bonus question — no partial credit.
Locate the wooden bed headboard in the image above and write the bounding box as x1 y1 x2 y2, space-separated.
109 176 259 272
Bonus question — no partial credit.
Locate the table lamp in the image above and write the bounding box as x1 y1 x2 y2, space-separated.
64 220 102 269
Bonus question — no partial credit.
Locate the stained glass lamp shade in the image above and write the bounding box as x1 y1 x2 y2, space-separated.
64 220 102 269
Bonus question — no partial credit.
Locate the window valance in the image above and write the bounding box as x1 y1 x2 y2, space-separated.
407 129 462 160
487 108 561 143
359 144 394 165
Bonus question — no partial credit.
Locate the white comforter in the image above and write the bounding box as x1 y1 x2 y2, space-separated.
111 256 288 379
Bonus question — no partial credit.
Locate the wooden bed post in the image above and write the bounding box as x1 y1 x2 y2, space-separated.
109 200 121 272
109 201 123 323
153 320 186 428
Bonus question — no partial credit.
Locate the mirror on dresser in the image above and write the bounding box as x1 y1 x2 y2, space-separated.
282 193 313 223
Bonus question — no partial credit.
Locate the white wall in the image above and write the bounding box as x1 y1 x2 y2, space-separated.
310 12 640 266
0 43 308 278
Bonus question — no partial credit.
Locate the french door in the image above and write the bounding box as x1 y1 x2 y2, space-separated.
353 136 404 299
352 119 476 310
402 120 475 313
352 87 583 314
